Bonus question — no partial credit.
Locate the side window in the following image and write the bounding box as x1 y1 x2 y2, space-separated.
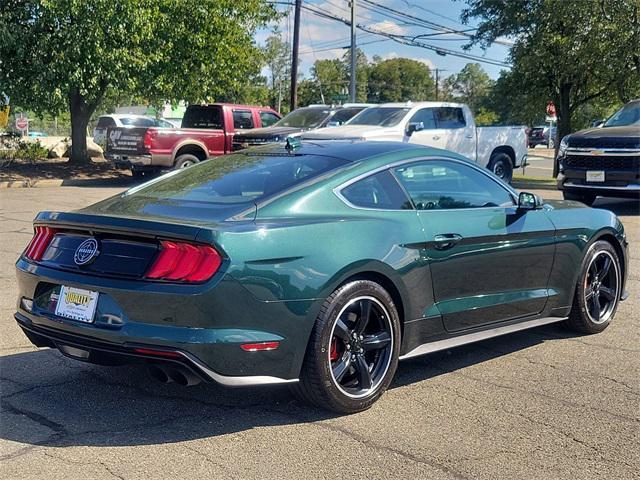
233 110 255 129
409 108 436 129
97 117 116 128
259 111 280 127
392 160 514 210
435 108 466 128
181 106 223 129
341 170 413 210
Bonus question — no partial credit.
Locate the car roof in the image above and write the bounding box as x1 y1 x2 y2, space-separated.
243 140 465 163
376 101 467 109
100 114 155 120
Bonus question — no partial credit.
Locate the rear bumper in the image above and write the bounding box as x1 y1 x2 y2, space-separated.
14 259 316 383
105 152 174 170
15 312 296 386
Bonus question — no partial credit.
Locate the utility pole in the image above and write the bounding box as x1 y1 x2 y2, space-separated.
290 0 302 111
435 68 439 101
349 0 357 102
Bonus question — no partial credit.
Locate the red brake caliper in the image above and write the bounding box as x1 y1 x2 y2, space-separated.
329 337 339 361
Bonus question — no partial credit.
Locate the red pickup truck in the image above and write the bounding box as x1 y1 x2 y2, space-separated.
105 103 280 175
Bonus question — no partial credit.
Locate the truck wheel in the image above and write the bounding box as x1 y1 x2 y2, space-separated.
488 152 513 183
563 191 597 206
174 154 200 170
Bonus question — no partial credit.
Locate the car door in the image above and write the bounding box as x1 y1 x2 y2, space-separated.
408 107 476 161
392 159 556 332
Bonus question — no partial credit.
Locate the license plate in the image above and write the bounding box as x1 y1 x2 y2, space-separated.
54 286 98 323
586 170 605 182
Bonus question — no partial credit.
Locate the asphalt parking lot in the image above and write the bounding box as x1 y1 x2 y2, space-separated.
1 185 638 479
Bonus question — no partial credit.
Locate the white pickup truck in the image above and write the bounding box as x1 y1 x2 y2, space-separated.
301 102 528 182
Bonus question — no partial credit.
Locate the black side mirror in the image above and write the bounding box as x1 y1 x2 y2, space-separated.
406 121 424 136
591 119 605 128
518 191 544 210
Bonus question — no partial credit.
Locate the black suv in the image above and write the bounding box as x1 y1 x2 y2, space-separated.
232 104 371 151
557 100 640 205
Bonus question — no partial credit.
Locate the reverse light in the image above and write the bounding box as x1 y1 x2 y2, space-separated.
145 240 222 283
240 341 280 352
24 226 57 261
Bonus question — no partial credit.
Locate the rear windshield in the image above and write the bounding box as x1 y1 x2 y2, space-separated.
124 152 350 205
274 108 331 128
347 107 410 127
119 117 160 127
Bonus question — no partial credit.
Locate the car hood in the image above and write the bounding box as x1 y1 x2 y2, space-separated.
233 126 306 141
301 125 395 140
566 126 640 149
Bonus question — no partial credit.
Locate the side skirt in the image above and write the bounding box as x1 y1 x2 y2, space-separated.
399 316 566 361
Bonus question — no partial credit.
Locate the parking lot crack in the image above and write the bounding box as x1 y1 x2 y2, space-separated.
313 421 471 480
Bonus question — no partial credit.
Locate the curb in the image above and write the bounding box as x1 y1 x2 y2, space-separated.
512 181 557 191
0 179 64 188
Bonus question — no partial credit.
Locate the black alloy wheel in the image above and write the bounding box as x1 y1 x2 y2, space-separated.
293 280 401 413
583 250 619 325
567 240 621 334
328 296 393 399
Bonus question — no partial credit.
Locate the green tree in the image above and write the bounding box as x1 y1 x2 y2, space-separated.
441 63 495 113
462 0 640 174
0 0 275 163
299 59 348 106
263 32 291 112
367 58 435 103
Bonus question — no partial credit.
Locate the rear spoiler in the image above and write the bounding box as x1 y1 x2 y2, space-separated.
33 211 203 242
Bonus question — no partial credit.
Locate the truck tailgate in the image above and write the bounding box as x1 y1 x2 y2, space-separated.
106 127 149 155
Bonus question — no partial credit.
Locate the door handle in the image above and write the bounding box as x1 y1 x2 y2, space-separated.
433 233 463 250
432 135 440 140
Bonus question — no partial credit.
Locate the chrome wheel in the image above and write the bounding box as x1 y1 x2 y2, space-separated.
328 296 393 399
584 250 619 324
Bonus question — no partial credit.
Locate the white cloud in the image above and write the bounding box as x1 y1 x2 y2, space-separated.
365 20 409 36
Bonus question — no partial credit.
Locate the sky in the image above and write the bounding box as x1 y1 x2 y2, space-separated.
255 0 513 81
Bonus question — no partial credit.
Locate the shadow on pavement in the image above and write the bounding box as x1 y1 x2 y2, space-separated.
592 197 640 216
1 322 576 451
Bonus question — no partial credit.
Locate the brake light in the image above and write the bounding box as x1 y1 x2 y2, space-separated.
240 341 280 352
146 240 222 282
24 226 57 261
143 129 157 150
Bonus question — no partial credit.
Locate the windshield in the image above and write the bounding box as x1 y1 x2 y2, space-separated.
604 102 640 127
274 108 331 128
122 152 350 205
347 107 411 127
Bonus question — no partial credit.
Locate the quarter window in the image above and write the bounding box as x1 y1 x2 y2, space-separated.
233 110 255 129
435 108 466 128
392 160 514 210
96 117 116 128
341 170 413 210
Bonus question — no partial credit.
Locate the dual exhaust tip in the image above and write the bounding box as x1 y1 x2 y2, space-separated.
148 364 202 386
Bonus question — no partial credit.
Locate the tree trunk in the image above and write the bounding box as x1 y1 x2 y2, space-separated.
552 83 572 177
68 89 93 165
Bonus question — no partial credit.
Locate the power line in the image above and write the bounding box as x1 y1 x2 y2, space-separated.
301 3 510 67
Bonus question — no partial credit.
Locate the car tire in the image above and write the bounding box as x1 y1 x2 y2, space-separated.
174 154 200 170
488 152 513 183
565 240 621 334
562 191 597 206
293 280 401 414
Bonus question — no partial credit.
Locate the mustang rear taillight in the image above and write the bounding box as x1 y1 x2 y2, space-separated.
145 240 222 283
24 226 57 261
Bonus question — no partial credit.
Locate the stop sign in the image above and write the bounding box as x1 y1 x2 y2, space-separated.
15 116 28 130
546 101 556 117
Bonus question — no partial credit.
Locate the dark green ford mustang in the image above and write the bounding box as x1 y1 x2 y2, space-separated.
15 141 629 413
